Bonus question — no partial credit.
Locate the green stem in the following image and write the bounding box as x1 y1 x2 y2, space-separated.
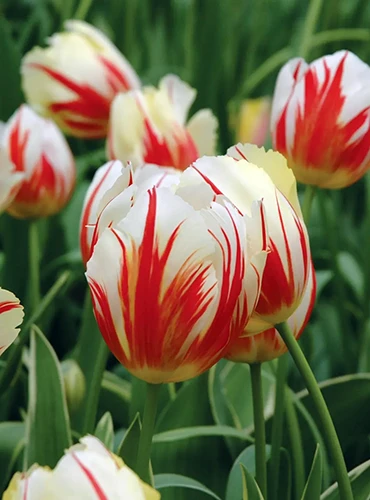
72 289 109 434
302 185 317 224
298 0 324 59
28 220 41 313
311 28 370 48
136 383 161 484
250 363 267 498
0 271 71 395
269 354 289 500
285 388 305 498
74 0 93 20
277 322 353 500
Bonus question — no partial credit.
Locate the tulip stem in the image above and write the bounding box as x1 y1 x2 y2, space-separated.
302 185 317 224
269 354 289 500
277 321 353 500
136 383 161 484
250 363 267 498
28 220 41 313
285 387 305 498
299 0 324 59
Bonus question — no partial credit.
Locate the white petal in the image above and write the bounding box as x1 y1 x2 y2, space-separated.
227 143 302 217
270 57 308 131
159 74 196 125
0 288 24 356
187 109 218 156
287 260 316 336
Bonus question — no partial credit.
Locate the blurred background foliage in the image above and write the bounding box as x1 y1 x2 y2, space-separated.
1 0 370 498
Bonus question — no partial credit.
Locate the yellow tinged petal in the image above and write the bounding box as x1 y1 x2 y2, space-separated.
228 143 302 218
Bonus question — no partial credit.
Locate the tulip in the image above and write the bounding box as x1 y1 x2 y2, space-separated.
231 97 271 147
225 261 316 362
107 74 218 171
3 435 159 499
80 160 180 264
271 50 370 189
191 143 314 334
0 145 24 212
85 165 268 383
1 105 75 219
22 21 140 138
0 288 24 356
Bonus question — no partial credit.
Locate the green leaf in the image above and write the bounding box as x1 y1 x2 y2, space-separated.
226 445 271 500
99 371 131 427
0 16 23 119
154 474 222 500
116 412 141 470
94 412 114 450
153 374 231 500
24 326 72 468
240 464 264 500
301 445 322 500
321 460 370 500
0 422 25 492
71 291 109 435
153 425 252 444
297 374 370 450
267 448 291 500
337 251 364 301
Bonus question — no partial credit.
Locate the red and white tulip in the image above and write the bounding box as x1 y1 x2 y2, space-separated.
107 74 218 170
4 435 159 500
191 143 315 334
1 105 75 219
225 261 316 363
22 21 140 138
85 166 267 383
0 143 24 213
0 288 24 357
271 50 370 189
80 160 180 264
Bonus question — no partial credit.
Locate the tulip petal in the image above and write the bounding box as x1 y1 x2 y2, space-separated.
0 289 24 356
226 260 316 363
2 105 75 219
186 109 218 156
159 74 196 125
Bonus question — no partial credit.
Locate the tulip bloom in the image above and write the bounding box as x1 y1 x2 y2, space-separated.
225 262 316 363
107 74 218 170
0 145 24 212
231 97 271 147
80 160 180 264
85 165 268 383
0 288 24 356
1 105 75 218
271 50 370 189
4 436 159 499
22 21 140 138
191 143 314 334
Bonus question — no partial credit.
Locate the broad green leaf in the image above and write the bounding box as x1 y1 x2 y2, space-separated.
153 425 252 444
0 270 71 395
0 422 25 492
153 374 231 500
337 251 364 301
117 412 141 470
321 460 370 500
0 16 23 119
226 445 271 500
297 374 370 450
154 474 222 500
94 412 114 450
24 326 72 468
301 445 322 500
98 371 131 427
267 448 291 500
71 291 109 434
240 464 264 500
